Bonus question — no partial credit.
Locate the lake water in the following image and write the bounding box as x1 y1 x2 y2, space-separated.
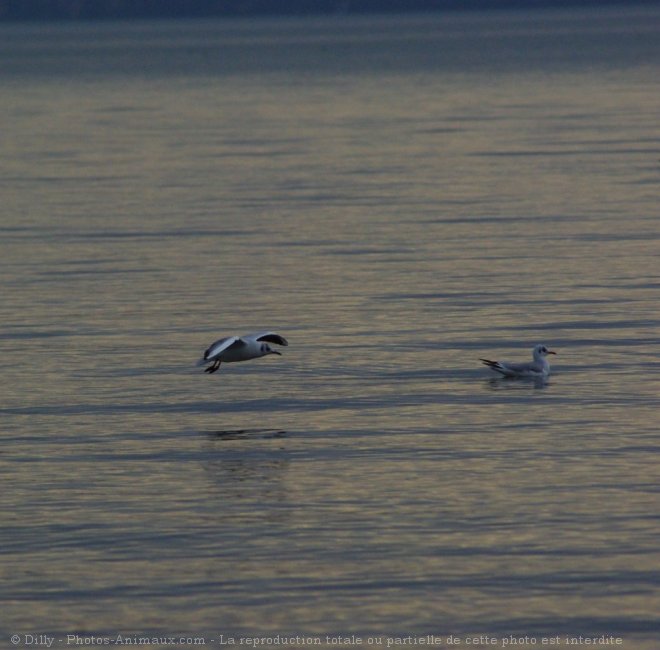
0 6 658 649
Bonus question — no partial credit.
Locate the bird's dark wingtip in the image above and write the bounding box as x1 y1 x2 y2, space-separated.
257 333 288 346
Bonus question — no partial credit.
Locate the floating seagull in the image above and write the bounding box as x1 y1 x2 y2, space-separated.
480 344 557 379
197 331 288 374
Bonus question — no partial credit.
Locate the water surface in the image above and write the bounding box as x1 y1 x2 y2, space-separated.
1 7 658 649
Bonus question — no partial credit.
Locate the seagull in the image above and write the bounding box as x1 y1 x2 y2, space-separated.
480 344 557 379
197 331 288 374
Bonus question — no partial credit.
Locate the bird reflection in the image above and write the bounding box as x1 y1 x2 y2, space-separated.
200 429 291 512
485 376 550 390
207 428 287 441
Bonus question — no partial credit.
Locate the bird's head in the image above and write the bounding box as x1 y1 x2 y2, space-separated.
534 344 557 359
262 343 281 356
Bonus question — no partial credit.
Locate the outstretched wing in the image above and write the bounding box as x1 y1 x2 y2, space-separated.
248 331 288 347
197 336 246 365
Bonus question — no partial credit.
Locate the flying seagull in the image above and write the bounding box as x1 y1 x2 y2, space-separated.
480 344 556 379
197 331 288 374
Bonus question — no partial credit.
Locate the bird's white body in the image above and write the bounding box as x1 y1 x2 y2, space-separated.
197 331 288 373
480 344 556 379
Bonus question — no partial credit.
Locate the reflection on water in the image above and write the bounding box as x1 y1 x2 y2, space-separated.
485 376 551 390
207 429 288 440
1 6 659 648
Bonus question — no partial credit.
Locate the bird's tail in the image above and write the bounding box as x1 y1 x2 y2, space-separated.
480 358 505 374
196 356 209 367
